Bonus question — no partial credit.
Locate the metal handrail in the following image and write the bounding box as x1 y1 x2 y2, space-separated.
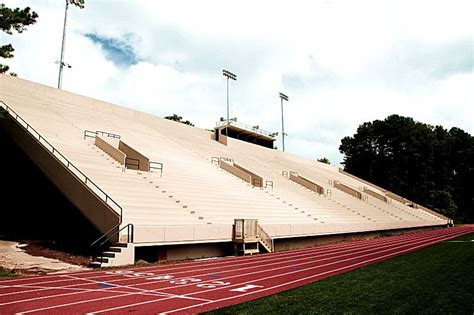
216 120 275 138
83 129 121 140
91 223 134 267
83 130 96 140
265 180 274 189
91 223 134 247
257 224 274 252
211 156 219 165
96 130 120 139
220 156 234 163
0 101 130 246
149 161 163 177
210 156 234 165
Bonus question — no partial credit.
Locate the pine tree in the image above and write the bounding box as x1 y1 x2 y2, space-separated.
0 3 38 74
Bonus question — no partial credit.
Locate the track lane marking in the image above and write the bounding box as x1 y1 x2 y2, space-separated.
3 227 472 314
1 230 430 303
7 231 433 313
4 228 466 312
61 274 212 302
0 231 396 293
0 226 449 286
159 230 470 314
1 225 454 292
88 229 471 314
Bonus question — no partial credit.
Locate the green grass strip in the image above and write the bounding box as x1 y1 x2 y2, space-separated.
209 233 474 314
0 267 17 278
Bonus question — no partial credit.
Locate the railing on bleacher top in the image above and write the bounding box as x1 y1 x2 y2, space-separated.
83 129 121 140
265 180 274 189
216 120 275 138
211 156 234 165
149 161 163 177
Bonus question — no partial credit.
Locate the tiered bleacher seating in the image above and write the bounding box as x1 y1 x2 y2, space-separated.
0 75 448 265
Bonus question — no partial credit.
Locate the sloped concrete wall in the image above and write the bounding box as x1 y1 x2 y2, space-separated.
0 115 120 236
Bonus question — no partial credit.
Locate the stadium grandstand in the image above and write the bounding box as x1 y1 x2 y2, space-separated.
0 75 450 267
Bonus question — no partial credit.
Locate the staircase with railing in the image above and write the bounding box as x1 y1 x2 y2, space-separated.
232 219 274 254
90 223 134 267
257 224 274 252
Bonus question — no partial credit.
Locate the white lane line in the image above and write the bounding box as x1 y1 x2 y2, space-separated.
16 286 212 315
14 231 425 314
0 239 322 285
5 229 457 311
87 296 181 315
3 225 462 295
1 231 413 302
0 237 381 306
7 228 470 314
0 285 140 306
17 292 140 314
89 230 468 315
2 225 454 286
0 281 210 307
160 231 468 314
0 230 391 296
62 274 211 302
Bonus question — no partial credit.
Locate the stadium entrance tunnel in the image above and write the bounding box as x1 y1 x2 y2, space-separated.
0 126 102 256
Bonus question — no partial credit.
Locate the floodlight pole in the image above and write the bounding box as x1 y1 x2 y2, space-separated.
226 76 229 123
57 0 84 89
222 69 237 124
279 92 289 152
57 0 69 89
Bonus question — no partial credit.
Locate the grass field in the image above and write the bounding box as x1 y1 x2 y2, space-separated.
209 233 474 314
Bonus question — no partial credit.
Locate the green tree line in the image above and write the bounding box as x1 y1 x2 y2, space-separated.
0 3 38 75
340 114 473 222
164 114 194 126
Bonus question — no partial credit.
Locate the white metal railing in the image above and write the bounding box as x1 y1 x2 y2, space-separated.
216 120 276 138
257 224 274 252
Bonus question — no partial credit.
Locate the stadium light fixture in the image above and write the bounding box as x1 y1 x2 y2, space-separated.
222 69 237 124
57 0 85 89
279 92 289 152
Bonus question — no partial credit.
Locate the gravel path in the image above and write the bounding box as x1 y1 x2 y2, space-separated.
0 240 88 275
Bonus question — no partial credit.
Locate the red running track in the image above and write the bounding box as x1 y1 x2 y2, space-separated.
0 226 472 314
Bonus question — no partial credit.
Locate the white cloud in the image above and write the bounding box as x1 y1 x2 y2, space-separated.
2 0 473 165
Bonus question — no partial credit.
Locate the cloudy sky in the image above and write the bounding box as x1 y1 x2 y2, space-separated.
2 0 473 164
